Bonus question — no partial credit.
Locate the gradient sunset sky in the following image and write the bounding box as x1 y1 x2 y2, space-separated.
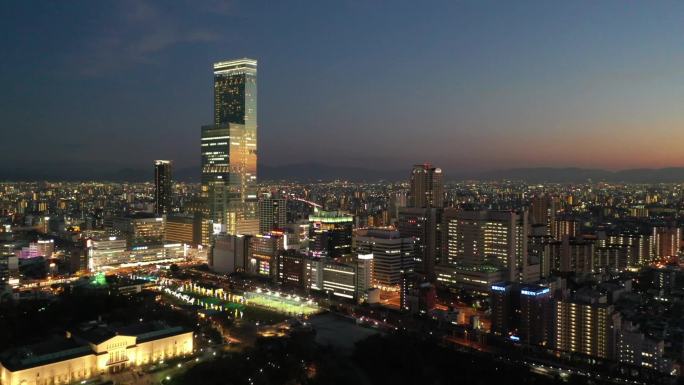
2 0 684 173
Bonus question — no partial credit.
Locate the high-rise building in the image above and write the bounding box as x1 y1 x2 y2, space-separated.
490 283 515 337
308 210 353 258
444 210 529 282
400 163 444 280
247 232 284 277
165 214 210 246
276 250 307 287
409 163 444 209
356 254 374 302
258 193 287 233
201 58 258 235
209 234 250 274
519 285 552 347
551 217 579 240
398 207 439 278
529 194 557 235
608 233 653 268
652 226 681 259
490 283 553 347
554 294 620 359
354 227 414 288
154 160 172 215
164 215 195 245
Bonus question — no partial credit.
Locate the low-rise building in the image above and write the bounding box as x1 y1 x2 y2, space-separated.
0 322 193 385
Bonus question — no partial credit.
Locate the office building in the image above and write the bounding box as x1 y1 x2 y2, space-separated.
258 193 287 233
164 215 195 245
356 253 374 302
209 234 250 274
165 214 212 247
154 160 172 215
321 261 357 300
247 232 284 277
490 283 552 346
308 210 353 258
519 285 552 346
398 207 439 278
490 283 516 337
110 214 165 247
201 58 258 235
354 227 414 288
444 210 529 282
276 250 307 287
87 238 184 271
435 263 506 295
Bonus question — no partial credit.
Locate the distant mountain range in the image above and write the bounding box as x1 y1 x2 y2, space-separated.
261 165 684 183
3 163 684 183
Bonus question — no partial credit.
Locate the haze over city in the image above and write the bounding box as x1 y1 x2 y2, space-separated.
4 0 684 178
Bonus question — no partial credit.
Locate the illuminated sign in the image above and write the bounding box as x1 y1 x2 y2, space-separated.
521 288 550 296
491 285 507 292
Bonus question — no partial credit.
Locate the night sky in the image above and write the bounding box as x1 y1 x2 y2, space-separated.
3 0 684 175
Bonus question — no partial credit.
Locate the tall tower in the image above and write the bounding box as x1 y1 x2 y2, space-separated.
400 163 444 280
154 160 172 215
202 58 258 235
409 163 444 208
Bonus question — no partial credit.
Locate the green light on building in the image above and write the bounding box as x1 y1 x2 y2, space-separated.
91 272 107 286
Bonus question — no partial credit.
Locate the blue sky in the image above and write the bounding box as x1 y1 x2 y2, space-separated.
3 0 684 173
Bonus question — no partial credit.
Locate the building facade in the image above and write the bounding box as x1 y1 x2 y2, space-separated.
0 323 193 385
354 227 414 288
408 163 444 209
154 160 172 216
258 193 287 234
201 58 258 236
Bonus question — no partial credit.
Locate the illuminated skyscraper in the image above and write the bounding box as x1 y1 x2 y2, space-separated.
258 193 287 233
401 163 444 279
201 58 258 235
409 163 443 209
154 160 172 215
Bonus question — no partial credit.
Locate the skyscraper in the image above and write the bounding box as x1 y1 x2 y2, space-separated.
154 160 172 215
258 193 287 233
400 163 444 279
201 58 258 235
398 207 439 277
409 163 444 209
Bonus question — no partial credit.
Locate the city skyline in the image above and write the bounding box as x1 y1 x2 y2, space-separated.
4 1 684 177
4 2 684 385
